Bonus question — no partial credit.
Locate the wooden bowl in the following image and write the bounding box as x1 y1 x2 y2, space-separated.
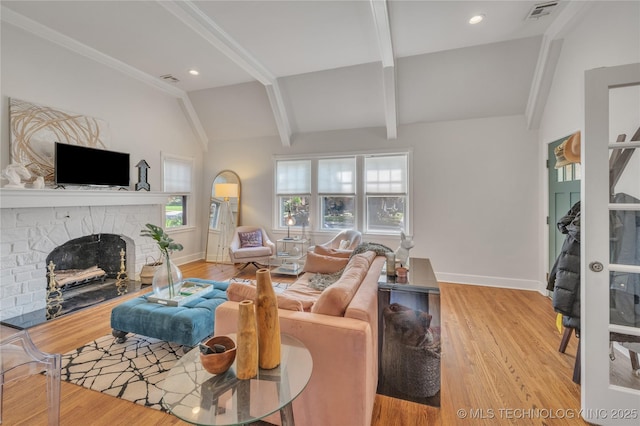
200 335 237 374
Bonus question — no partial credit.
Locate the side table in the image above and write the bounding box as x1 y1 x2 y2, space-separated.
162 333 313 426
377 257 441 407
271 238 309 276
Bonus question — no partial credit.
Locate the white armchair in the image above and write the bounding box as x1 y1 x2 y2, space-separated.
316 229 362 252
228 226 276 270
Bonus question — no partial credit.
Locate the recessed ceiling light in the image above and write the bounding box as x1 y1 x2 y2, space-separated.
188 69 200 76
469 14 485 25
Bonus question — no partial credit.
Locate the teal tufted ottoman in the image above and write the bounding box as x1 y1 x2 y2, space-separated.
110 278 229 347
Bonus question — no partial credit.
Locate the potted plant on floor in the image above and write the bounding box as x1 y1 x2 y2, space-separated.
140 223 184 299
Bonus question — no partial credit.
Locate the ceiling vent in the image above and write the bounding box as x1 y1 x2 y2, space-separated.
526 1 559 19
160 74 180 83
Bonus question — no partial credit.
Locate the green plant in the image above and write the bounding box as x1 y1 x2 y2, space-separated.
141 223 184 255
140 223 183 297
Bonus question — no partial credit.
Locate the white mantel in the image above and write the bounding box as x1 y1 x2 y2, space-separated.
0 188 170 209
0 190 166 321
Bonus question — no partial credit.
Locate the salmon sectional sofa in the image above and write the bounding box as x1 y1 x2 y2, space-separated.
214 249 385 426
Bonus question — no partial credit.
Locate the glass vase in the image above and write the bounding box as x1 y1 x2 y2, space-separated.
152 254 183 299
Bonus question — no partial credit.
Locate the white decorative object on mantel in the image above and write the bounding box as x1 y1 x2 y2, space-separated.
1 163 31 188
32 176 45 189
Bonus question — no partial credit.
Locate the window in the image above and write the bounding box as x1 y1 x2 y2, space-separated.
365 155 408 234
276 160 311 229
557 163 581 182
163 154 193 229
318 158 356 229
275 152 409 235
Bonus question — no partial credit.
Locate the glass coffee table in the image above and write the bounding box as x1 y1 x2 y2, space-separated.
162 333 312 426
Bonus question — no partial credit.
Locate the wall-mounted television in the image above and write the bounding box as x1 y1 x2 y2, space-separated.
55 142 130 187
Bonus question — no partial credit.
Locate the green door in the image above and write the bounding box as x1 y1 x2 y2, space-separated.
548 137 581 270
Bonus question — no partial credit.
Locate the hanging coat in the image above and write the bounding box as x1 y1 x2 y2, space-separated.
548 201 581 329
610 193 640 327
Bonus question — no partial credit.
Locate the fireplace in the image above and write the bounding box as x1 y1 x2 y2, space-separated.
42 233 139 320
0 195 165 329
47 233 128 282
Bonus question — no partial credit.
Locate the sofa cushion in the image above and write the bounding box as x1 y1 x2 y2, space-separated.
303 251 350 274
226 281 318 311
313 245 352 258
238 230 263 248
311 251 376 316
233 246 272 259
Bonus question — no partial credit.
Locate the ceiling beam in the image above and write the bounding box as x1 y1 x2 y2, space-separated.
0 6 209 151
382 66 397 139
525 1 594 130
159 0 292 147
370 0 397 139
265 81 293 147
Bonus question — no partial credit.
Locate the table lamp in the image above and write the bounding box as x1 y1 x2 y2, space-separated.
285 215 296 239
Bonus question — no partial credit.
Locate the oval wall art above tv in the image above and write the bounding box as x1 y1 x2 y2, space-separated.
55 142 130 188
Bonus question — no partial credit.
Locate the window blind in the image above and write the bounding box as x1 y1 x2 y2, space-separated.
163 157 192 193
365 155 407 194
276 160 311 194
318 157 356 194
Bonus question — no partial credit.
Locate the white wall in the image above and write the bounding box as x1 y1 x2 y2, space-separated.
1 23 206 265
6 1 636 296
538 1 640 279
204 115 541 291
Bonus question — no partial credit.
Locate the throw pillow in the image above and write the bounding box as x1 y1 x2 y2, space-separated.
238 230 263 248
303 251 349 274
314 245 352 258
226 282 306 311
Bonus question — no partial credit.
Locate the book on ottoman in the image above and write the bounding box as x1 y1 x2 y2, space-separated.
147 281 213 306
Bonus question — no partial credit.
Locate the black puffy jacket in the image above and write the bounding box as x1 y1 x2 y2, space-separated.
548 201 581 328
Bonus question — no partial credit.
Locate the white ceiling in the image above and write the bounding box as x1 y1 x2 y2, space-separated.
1 0 585 146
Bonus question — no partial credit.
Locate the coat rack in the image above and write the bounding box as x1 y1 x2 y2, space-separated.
609 126 639 197
607 125 639 378
557 125 640 384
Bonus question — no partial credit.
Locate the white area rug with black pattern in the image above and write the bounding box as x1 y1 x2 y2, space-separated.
61 334 183 411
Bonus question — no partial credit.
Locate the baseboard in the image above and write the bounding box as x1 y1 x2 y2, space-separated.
172 252 203 266
436 272 544 293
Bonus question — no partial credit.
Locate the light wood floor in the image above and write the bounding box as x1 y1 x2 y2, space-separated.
2 260 636 425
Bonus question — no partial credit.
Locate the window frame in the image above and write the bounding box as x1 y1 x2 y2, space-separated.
273 150 411 236
363 154 409 234
318 157 357 231
161 152 195 231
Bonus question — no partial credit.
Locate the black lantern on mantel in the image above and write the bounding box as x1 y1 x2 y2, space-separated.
135 160 150 191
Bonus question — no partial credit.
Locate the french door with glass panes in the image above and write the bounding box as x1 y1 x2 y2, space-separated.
582 63 640 424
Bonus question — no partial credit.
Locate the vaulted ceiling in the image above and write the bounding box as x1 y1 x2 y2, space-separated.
1 1 590 149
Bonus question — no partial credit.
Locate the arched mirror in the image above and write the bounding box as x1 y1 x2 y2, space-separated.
205 170 241 262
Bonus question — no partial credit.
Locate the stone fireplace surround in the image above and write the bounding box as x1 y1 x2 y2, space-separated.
0 189 169 321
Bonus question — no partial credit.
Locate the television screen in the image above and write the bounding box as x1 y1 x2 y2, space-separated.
55 142 130 187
